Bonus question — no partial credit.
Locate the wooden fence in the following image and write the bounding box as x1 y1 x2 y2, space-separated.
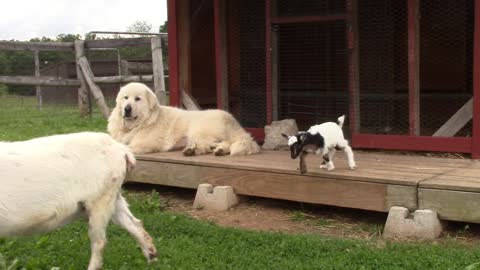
0 37 167 118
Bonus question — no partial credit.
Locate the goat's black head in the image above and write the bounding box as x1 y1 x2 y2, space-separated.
282 132 306 159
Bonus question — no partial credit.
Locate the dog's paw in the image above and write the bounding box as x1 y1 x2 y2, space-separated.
214 148 227 156
182 148 196 156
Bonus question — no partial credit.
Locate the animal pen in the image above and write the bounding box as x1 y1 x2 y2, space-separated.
166 0 480 157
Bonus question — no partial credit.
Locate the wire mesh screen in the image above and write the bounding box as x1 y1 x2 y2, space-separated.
277 21 348 131
358 0 408 135
420 0 473 137
226 0 266 128
190 0 216 109
277 0 345 17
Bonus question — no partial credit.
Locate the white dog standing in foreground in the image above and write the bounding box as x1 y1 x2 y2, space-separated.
0 132 157 270
108 82 260 156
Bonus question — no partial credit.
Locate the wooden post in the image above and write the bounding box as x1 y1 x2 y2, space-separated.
214 0 229 110
167 0 181 107
178 0 192 103
271 0 279 121
151 36 167 105
78 56 110 119
75 40 90 116
265 0 273 124
408 0 420 136
346 0 360 134
33 50 42 110
472 0 480 158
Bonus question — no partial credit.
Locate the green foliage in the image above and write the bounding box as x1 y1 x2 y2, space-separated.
0 84 8 95
159 21 168 33
127 21 153 33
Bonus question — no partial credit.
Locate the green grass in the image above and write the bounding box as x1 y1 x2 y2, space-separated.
1 191 480 270
2 96 480 269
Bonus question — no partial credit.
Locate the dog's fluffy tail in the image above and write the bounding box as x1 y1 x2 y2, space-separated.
230 133 260 156
337 115 346 129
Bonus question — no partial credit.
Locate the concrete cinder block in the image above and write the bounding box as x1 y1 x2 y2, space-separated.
383 206 443 240
193 184 239 211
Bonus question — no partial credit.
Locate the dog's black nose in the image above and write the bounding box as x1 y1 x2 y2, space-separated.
124 104 132 116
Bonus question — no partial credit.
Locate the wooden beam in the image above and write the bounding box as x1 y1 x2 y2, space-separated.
178 0 192 99
0 41 74 51
151 36 167 105
433 98 473 137
75 40 90 117
126 61 153 72
181 90 201 111
33 50 42 110
0 76 80 86
214 0 229 110
94 75 153 84
168 0 181 107
78 56 110 119
408 0 421 136
265 0 273 123
84 37 151 49
270 0 279 121
347 0 360 133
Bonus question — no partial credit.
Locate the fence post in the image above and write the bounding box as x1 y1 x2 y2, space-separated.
151 36 167 105
75 40 90 116
33 50 42 110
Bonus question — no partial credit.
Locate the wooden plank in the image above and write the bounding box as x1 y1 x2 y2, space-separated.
75 40 90 117
129 160 415 212
386 185 417 211
94 75 153 84
420 175 480 192
181 90 201 110
33 50 42 110
352 134 472 153
127 62 153 73
85 37 151 49
265 0 273 123
78 56 110 118
0 41 74 51
419 188 480 223
433 98 473 137
271 15 346 24
271 0 279 121
0 75 80 86
151 36 167 105
408 0 420 136
214 0 229 110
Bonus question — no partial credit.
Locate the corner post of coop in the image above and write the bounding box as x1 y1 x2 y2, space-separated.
167 0 181 107
472 0 480 158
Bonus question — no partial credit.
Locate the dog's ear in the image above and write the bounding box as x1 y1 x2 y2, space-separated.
146 88 159 111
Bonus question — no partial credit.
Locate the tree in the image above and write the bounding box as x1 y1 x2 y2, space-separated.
159 21 168 33
126 21 153 33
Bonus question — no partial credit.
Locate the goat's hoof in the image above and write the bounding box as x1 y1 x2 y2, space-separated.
320 164 328 169
349 164 357 170
183 148 196 156
214 148 226 156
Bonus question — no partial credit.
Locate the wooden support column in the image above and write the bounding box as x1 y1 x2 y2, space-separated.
33 50 42 110
151 36 167 105
178 0 192 104
346 0 360 134
408 0 420 136
472 0 480 158
75 41 90 116
214 0 229 110
271 0 279 121
265 0 273 124
78 57 110 119
167 0 180 106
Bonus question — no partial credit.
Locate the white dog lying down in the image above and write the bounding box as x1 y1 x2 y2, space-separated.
0 132 157 270
108 82 260 156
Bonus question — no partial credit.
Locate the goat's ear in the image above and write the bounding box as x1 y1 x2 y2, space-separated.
281 133 289 139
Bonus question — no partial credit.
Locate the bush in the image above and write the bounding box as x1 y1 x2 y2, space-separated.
0 84 8 95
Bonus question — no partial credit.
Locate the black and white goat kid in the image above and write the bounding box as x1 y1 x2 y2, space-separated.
282 115 356 174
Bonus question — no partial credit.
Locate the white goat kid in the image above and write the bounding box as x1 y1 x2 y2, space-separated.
0 132 157 270
282 115 356 174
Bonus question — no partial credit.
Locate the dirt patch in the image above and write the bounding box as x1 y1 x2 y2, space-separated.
125 183 480 243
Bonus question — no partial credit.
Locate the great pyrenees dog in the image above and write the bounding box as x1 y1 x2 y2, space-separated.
108 82 260 156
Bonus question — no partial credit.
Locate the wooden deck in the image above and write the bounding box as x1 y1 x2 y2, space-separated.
129 150 480 223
